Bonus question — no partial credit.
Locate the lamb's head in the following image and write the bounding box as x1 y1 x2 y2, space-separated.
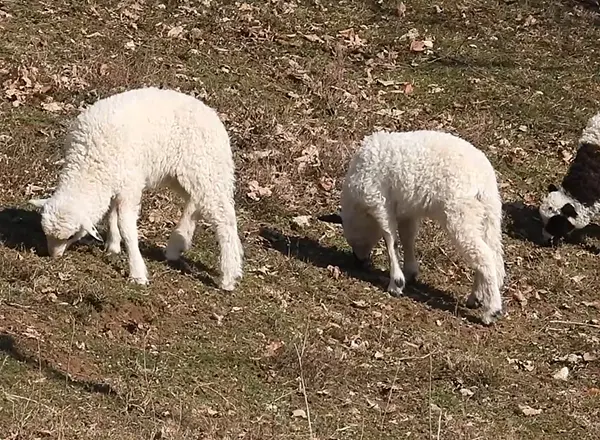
319 210 382 266
538 184 581 245
29 196 102 257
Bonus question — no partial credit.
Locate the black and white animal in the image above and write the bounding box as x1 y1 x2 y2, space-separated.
321 130 505 325
539 112 600 245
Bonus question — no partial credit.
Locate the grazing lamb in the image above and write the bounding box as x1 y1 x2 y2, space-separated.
539 112 600 245
321 130 505 325
29 87 244 290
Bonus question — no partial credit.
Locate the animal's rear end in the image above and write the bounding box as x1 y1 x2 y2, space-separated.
477 175 505 290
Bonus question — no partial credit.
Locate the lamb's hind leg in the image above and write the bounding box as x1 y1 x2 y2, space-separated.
398 217 420 283
165 198 197 261
195 193 244 291
445 208 502 325
116 190 148 285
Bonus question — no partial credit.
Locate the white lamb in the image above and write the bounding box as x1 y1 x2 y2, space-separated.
323 130 505 325
28 87 244 290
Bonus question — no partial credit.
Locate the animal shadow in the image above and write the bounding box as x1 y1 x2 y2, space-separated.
0 332 118 396
0 206 218 287
502 202 545 245
138 240 219 288
0 207 47 254
259 226 482 323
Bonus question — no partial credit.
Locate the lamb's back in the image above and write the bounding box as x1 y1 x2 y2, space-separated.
346 130 495 208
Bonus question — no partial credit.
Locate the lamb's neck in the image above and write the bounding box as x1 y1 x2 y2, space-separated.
54 176 113 225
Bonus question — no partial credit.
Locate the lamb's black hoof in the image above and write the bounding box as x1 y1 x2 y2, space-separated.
387 277 405 297
481 309 504 326
465 294 481 309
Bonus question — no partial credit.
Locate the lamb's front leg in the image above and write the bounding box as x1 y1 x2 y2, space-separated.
375 210 405 296
105 198 122 255
383 230 405 296
116 195 148 285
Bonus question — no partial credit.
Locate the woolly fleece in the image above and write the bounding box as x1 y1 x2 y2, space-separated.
30 87 244 290
339 130 505 325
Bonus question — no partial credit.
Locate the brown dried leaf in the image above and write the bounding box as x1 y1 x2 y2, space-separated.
327 265 341 280
512 289 528 307
264 340 284 357
352 300 368 309
397 2 406 17
523 15 537 27
167 25 185 39
410 40 426 52
562 150 573 164
41 101 66 113
295 145 320 172
247 180 272 201
338 28 366 48
519 404 542 416
303 34 324 43
410 39 433 52
319 175 335 191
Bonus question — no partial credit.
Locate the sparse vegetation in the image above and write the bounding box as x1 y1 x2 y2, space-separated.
0 0 599 439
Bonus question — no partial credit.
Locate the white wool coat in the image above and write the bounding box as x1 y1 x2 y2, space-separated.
340 130 505 324
32 87 243 290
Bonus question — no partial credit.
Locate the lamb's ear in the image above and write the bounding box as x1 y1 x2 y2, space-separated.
28 198 49 209
85 225 104 242
548 183 559 193
561 203 578 218
318 213 343 224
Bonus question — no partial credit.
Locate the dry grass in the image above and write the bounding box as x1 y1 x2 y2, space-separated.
1 0 600 438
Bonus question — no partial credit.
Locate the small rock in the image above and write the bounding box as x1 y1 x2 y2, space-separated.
352 300 368 309
552 366 569 381
291 215 311 229
292 408 307 419
519 404 542 416
459 388 474 398
190 28 203 40
583 352 597 362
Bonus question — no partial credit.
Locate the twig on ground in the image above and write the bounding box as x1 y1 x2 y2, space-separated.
549 320 600 329
379 357 401 431
294 322 314 440
65 317 75 389
428 353 433 439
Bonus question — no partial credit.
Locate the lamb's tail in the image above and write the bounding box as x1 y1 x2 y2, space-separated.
478 180 506 291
